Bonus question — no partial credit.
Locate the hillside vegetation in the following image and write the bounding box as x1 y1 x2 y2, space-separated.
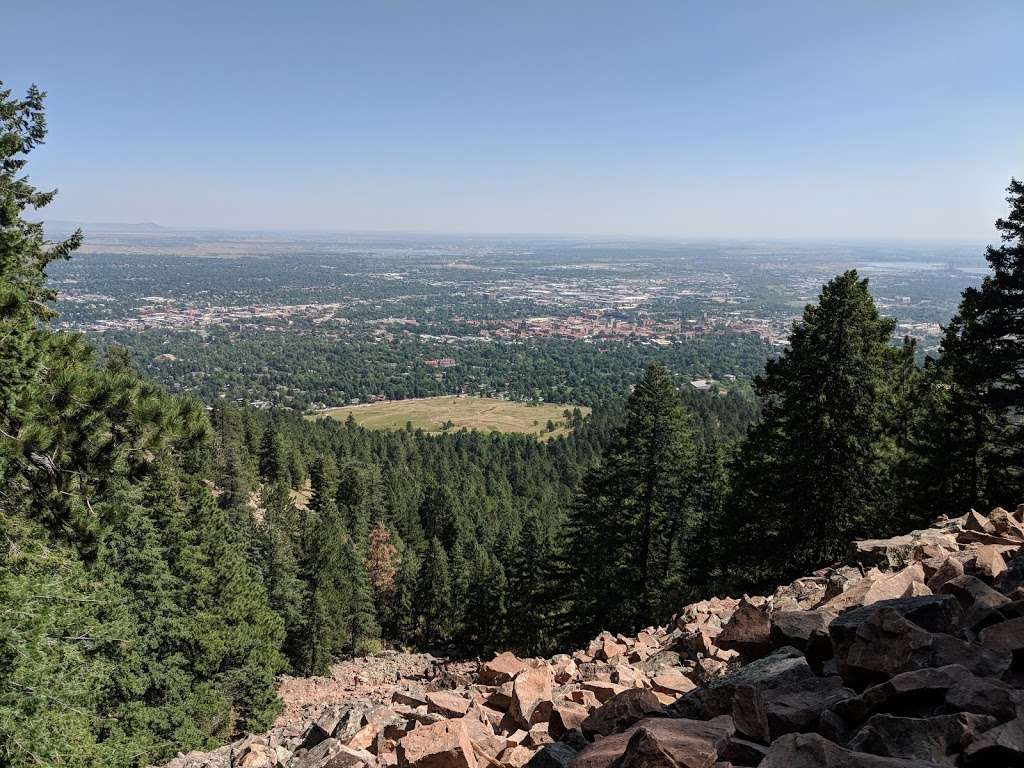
2 83 1023 768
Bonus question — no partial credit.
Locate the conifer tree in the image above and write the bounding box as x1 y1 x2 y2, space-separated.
725 271 919 588
563 363 698 638
919 179 1024 511
343 539 380 654
417 538 453 647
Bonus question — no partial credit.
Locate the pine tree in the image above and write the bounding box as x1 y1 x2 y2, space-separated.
258 427 287 485
563 363 699 639
343 540 380 655
919 179 1024 511
726 271 920 588
416 538 453 647
298 491 349 675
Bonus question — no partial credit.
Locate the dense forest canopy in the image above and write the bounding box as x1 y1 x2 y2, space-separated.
2 82 1022 768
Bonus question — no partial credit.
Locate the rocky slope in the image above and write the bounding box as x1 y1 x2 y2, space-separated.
166 505 1024 768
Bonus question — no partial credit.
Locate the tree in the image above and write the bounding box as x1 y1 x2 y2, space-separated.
918 179 1024 511
725 271 920 589
416 538 453 647
563 363 699 639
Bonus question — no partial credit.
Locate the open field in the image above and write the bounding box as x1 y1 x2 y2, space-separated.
308 395 589 439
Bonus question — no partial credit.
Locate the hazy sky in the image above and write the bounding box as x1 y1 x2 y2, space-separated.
7 1 1023 239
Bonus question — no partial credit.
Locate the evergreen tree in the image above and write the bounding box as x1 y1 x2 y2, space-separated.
918 179 1024 511
343 540 380 654
298 492 349 675
563 363 699 639
258 427 287 485
725 271 920 588
416 538 453 647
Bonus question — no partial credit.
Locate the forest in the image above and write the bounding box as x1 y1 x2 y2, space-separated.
2 84 1023 768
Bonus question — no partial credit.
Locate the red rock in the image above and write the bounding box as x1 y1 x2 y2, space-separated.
761 732 944 767
832 605 1010 687
651 672 696 696
232 741 279 768
979 616 1024 652
581 681 626 703
616 716 735 768
298 739 374 768
848 712 998 764
581 688 663 738
939 574 1010 626
481 653 531 686
548 701 588 740
568 689 600 710
926 556 965 593
498 745 535 768
524 723 553 749
971 544 1008 581
597 638 628 661
398 720 478 768
570 725 641 768
427 692 471 718
716 599 771 660
509 666 553 730
964 509 994 533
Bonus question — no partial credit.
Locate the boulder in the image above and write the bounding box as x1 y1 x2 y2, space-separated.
769 609 835 653
498 745 536 768
568 689 600 710
651 671 696 696
847 712 999 765
569 725 640 768
526 743 578 768
716 600 771 660
821 563 927 614
582 681 627 704
926 557 965 594
232 741 280 768
970 544 1008 581
549 701 589 741
850 530 959 570
979 616 1024 654
398 720 478 768
615 716 735 768
481 653 531 686
964 509 993 533
718 736 768 767
297 739 374 768
760 732 947 767
524 723 553 749
395 691 431 708
962 715 1024 767
939 575 1011 627
831 605 1010 687
510 666 554 730
552 657 580 685
832 664 1021 724
636 651 683 677
671 647 853 744
581 688 663 738
427 692 471 718
995 552 1024 596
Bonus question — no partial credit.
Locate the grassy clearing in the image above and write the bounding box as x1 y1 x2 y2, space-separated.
307 395 589 440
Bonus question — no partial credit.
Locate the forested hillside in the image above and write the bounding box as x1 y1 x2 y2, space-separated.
2 83 1023 768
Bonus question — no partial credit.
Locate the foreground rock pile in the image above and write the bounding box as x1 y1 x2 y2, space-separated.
166 506 1024 768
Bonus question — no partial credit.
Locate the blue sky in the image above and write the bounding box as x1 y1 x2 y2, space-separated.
7 1 1022 238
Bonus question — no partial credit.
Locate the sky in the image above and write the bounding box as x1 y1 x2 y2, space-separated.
6 1 1023 239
